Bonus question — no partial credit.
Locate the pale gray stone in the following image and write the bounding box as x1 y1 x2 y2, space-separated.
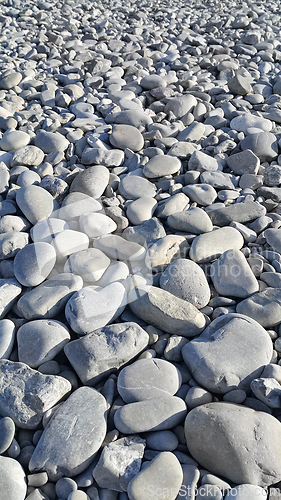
94 234 146 261
182 313 273 394
58 192 102 221
156 193 189 219
225 485 266 500
17 319 70 368
0 278 22 319
16 185 56 225
236 288 281 328
109 124 144 152
164 95 197 118
34 131 69 153
29 387 107 481
240 132 278 163
10 146 45 168
207 200 266 227
167 207 213 234
17 273 83 320
0 456 26 500
65 282 127 335
0 319 15 359
64 322 149 386
189 227 244 264
93 436 145 492
0 72 22 89
117 358 182 402
160 258 210 308
123 218 166 245
70 166 110 198
14 242 56 287
0 417 15 454
185 402 281 487
182 184 217 206
188 151 220 172
114 396 187 433
0 232 29 260
118 171 156 200
251 378 281 409
210 249 259 298
230 114 272 133
144 431 178 452
0 130 30 152
64 248 111 284
129 285 206 337
143 155 181 178
0 359 71 429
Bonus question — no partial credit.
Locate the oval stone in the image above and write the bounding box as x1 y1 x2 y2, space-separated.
0 417 15 454
10 146 45 167
64 248 111 284
109 124 144 152
29 387 107 481
117 358 182 402
79 213 117 238
114 396 187 434
34 130 69 153
236 288 281 328
119 172 156 200
0 456 26 500
0 319 15 359
0 130 30 152
185 402 281 487
143 155 181 178
14 242 56 287
160 258 211 308
167 207 213 234
189 227 244 263
70 165 109 198
16 185 56 225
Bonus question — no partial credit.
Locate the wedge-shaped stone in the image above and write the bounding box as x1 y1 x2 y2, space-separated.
129 285 206 337
64 322 149 385
0 359 71 429
29 387 107 481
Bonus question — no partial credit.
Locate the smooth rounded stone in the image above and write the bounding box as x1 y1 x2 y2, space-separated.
94 234 146 261
167 207 213 234
127 452 183 500
29 387 107 481
79 213 117 238
260 272 281 288
10 146 45 168
236 288 281 328
56 477 78 498
250 378 281 409
156 193 189 219
17 319 70 368
230 114 272 133
31 218 69 243
182 184 217 206
109 125 144 152
14 242 56 287
118 172 156 200
140 74 167 90
58 193 102 221
188 151 220 173
143 155 181 178
70 166 110 198
225 484 266 500
0 319 15 359
0 417 15 454
114 396 187 434
208 200 266 227
65 282 127 335
126 198 157 225
17 170 41 187
93 436 145 492
17 273 83 320
34 131 69 153
228 74 252 95
144 431 178 452
64 322 149 386
264 228 281 254
0 130 30 152
0 231 29 260
227 150 260 175
200 171 236 190
16 185 56 225
196 485 223 500
190 227 244 264
185 387 213 410
117 358 182 403
81 147 124 168
240 132 278 163
0 359 71 429
168 142 197 159
64 249 110 284
0 165 9 194
182 313 273 394
128 285 206 337
210 249 259 298
164 95 197 119
51 230 89 262
0 71 22 90
0 456 26 500
185 402 281 487
0 278 22 319
106 108 153 128
159 259 210 309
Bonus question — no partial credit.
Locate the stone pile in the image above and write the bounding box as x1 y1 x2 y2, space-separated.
1 0 281 499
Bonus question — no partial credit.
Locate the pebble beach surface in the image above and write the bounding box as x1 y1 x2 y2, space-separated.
2 0 281 498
